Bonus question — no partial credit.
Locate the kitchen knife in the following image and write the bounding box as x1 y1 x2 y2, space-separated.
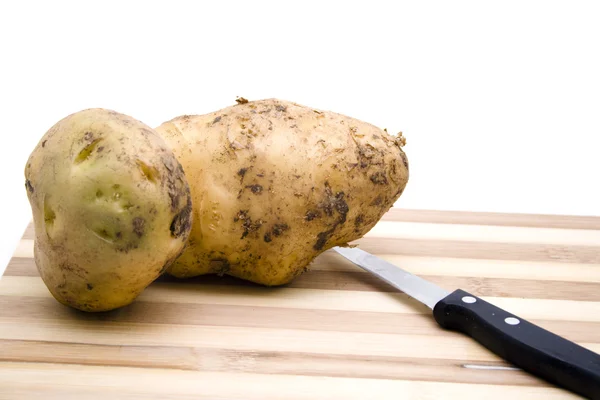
333 246 600 399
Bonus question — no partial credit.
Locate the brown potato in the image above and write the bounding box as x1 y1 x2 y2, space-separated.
155 98 409 286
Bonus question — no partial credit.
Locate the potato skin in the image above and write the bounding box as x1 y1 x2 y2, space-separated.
24 108 192 311
156 99 409 286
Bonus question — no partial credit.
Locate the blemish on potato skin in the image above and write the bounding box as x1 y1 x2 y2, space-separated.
237 167 249 180
229 140 245 151
370 172 388 185
210 258 231 276
25 179 34 194
234 210 248 223
83 131 94 142
132 217 145 238
41 140 47 147
74 138 102 164
235 210 264 239
354 214 365 227
335 197 349 221
305 210 321 221
116 242 139 254
370 195 384 206
246 184 263 194
139 128 155 139
400 151 409 170
389 162 398 179
264 223 289 243
272 223 289 236
59 262 87 279
318 183 349 223
86 283 94 290
164 159 191 213
212 116 222 124
170 197 192 238
242 217 264 239
314 227 336 251
313 183 350 250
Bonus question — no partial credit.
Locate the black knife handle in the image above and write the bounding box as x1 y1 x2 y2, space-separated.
432 289 600 399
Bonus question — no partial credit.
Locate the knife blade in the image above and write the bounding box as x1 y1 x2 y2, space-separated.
333 246 600 399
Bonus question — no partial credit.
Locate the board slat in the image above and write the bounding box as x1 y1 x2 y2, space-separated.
2 208 599 400
0 339 550 387
0 362 583 400
383 208 600 230
2 296 600 343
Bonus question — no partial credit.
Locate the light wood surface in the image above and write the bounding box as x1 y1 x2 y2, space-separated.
2 208 599 399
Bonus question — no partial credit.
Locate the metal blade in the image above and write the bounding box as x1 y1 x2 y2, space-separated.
333 246 450 309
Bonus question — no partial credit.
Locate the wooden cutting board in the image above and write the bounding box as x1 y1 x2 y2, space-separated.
1 208 599 400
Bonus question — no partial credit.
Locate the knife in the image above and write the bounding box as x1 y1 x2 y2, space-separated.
333 246 600 399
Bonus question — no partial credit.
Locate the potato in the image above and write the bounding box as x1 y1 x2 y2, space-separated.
24 108 192 312
155 98 408 286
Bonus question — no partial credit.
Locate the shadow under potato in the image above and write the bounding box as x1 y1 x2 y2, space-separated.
154 271 265 288
54 251 432 319
153 263 406 294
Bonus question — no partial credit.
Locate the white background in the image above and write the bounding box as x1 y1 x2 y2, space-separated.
1 0 599 273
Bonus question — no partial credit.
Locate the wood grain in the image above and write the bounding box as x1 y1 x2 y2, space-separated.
2 208 599 400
